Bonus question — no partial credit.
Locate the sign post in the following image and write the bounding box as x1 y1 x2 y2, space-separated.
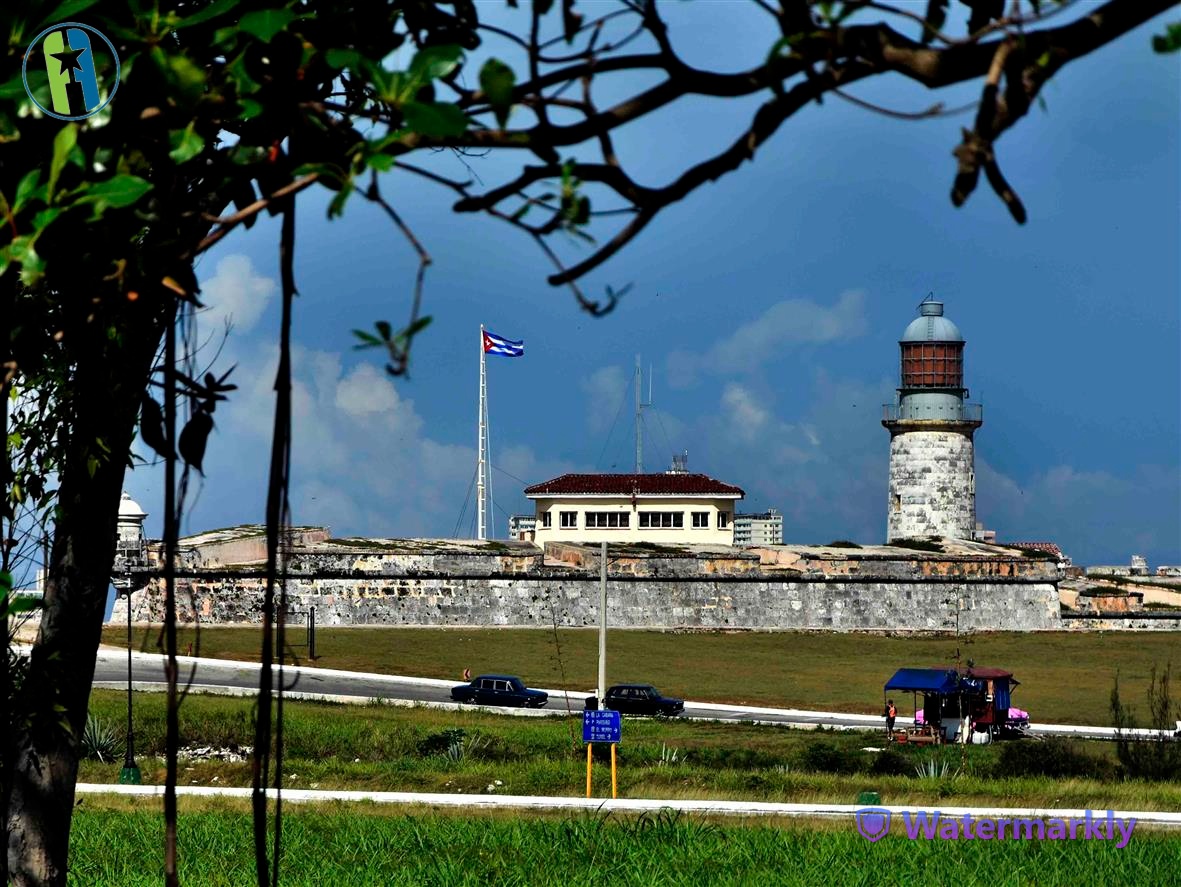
582 709 621 799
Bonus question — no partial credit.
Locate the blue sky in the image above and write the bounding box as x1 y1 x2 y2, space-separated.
124 3 1181 568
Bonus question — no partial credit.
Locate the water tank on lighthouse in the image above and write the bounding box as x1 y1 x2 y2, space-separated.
882 297 983 542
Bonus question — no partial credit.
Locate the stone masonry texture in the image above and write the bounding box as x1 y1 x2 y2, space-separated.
112 543 1061 632
887 428 975 541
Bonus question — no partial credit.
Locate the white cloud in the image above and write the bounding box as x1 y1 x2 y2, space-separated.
668 290 868 384
720 383 770 443
197 254 275 336
976 460 1180 564
175 340 559 538
580 365 630 432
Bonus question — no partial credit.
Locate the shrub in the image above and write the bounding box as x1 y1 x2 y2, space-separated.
994 738 1113 780
798 741 858 775
869 748 910 776
417 728 466 758
826 540 862 549
1110 664 1181 781
887 538 943 553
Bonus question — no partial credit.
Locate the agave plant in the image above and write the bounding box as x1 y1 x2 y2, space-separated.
914 757 953 780
82 715 122 763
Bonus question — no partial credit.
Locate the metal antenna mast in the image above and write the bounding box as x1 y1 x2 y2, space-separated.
634 354 652 473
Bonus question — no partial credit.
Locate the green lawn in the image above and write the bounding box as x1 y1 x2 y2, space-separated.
100 626 1181 725
81 691 1181 812
67 799 1181 886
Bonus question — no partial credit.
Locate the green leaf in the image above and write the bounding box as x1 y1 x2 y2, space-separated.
6 596 43 616
402 101 468 138
324 48 362 70
81 175 153 207
42 0 101 25
173 0 240 29
352 329 382 348
366 153 395 172
87 455 99 479
168 124 205 164
169 54 208 102
239 9 295 42
375 320 393 340
327 181 353 218
479 58 516 128
404 316 432 337
13 169 42 214
238 98 264 120
32 207 64 232
409 44 463 83
1152 23 1181 54
69 175 153 219
0 75 28 101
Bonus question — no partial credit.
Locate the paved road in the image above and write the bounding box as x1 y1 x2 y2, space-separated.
92 648 892 730
92 648 1171 741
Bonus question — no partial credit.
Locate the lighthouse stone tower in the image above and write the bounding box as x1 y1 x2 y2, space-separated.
883 298 982 542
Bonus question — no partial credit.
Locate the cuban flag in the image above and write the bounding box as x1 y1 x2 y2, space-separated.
483 329 524 357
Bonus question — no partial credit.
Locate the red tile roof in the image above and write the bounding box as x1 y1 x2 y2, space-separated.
524 473 744 497
1003 541 1063 557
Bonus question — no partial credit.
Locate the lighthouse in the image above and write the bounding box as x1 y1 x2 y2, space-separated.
883 297 983 541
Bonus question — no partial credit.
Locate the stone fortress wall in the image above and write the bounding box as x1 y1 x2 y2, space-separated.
112 533 1064 632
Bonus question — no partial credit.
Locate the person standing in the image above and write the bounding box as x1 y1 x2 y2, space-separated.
462 667 471 682
885 698 897 738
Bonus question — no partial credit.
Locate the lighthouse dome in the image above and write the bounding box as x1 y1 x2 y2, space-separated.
900 299 963 343
118 491 147 520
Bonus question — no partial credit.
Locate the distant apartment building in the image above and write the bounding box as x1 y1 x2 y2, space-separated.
733 508 783 546
508 514 536 541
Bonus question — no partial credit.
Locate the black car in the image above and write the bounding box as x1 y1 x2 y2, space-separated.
450 674 548 708
603 684 684 716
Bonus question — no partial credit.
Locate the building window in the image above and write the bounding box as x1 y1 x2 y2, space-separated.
586 512 630 528
691 512 709 528
560 511 577 529
639 512 683 529
717 512 730 529
542 511 552 528
893 495 901 513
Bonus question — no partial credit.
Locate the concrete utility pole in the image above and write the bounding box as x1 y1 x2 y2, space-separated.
598 540 607 704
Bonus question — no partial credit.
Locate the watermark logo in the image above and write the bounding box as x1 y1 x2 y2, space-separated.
855 808 1137 848
854 807 892 843
23 22 120 121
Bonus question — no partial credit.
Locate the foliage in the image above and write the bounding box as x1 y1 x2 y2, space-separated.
3 0 1176 881
1110 664 1181 781
825 540 862 549
914 755 954 780
80 714 121 763
798 740 858 775
68 805 1181 886
868 747 910 776
886 538 945 553
994 738 1114 780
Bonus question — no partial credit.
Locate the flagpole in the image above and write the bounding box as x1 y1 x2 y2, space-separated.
477 324 487 541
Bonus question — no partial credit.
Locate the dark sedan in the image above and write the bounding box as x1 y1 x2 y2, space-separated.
450 674 548 708
604 684 684 716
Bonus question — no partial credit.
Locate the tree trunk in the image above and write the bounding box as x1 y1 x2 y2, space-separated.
6 321 161 886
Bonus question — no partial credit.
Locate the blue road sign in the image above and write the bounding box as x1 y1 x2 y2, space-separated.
582 709 622 744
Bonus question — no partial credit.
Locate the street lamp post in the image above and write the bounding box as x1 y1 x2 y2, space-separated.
118 588 141 784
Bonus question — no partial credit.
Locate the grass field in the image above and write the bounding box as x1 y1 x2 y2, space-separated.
68 798 1181 886
81 691 1181 811
99 626 1181 725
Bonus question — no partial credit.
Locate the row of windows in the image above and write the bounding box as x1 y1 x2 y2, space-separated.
540 510 730 530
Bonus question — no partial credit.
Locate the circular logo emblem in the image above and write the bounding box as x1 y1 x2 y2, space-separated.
22 22 121 121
